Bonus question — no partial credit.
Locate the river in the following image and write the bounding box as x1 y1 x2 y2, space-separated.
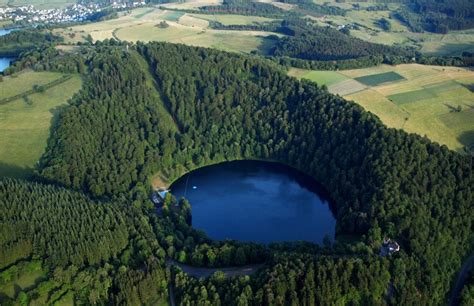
170 160 336 244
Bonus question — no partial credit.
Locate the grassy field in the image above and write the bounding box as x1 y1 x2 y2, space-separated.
0 71 82 179
189 13 275 26
54 7 281 55
289 64 474 152
300 1 474 56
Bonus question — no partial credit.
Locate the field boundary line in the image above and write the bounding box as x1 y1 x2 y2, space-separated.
0 74 74 106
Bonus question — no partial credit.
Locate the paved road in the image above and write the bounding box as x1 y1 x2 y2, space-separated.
167 259 264 278
449 256 474 306
167 260 264 305
168 284 175 306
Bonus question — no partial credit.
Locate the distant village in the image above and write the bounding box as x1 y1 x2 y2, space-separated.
0 1 146 25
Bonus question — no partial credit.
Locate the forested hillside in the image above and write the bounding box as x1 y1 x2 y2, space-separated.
0 178 169 305
0 29 62 57
270 19 411 61
28 41 474 304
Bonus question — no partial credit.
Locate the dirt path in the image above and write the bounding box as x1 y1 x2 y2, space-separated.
449 255 474 306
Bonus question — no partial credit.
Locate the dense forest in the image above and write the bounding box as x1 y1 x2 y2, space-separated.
0 29 62 57
277 0 346 16
14 40 469 305
269 19 412 61
0 178 169 305
165 0 287 18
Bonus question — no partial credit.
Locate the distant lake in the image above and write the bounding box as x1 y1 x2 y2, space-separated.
0 29 14 72
170 160 336 244
0 29 13 36
0 58 12 72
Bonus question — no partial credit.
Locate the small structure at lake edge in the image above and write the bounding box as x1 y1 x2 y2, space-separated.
380 237 400 257
151 188 169 205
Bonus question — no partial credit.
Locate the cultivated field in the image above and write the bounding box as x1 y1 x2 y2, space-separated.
0 71 82 178
54 7 281 55
188 13 275 25
289 64 474 152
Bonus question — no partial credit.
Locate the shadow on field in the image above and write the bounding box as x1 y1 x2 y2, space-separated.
0 162 34 179
432 43 474 56
461 83 474 93
458 131 474 153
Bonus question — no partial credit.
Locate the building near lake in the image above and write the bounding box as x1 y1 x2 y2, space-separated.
151 188 169 205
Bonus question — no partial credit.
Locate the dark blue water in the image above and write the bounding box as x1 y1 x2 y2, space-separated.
0 29 13 36
0 29 14 72
0 58 12 72
170 160 336 244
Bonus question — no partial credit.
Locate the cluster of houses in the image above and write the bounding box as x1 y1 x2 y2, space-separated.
0 1 146 24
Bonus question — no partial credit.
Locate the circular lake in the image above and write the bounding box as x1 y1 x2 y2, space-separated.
170 160 336 244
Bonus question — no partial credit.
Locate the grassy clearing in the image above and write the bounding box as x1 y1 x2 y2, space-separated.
0 71 82 179
354 71 405 86
292 64 474 151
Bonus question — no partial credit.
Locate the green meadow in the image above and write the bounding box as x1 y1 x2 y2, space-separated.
0 71 82 178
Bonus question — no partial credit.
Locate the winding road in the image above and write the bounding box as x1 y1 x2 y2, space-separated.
167 259 264 278
449 256 474 306
166 260 264 305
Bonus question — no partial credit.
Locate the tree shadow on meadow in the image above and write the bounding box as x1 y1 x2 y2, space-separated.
431 43 474 57
461 83 474 93
458 130 474 154
0 162 34 180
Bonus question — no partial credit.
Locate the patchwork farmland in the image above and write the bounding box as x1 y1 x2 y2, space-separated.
54 7 282 55
289 64 474 152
